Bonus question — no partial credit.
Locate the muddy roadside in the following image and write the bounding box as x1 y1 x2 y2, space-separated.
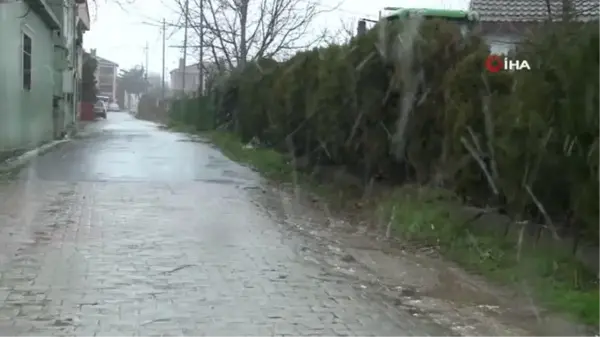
246 181 595 336
138 120 597 336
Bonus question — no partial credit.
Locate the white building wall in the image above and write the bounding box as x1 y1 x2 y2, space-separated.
62 1 75 94
58 0 78 130
77 50 83 76
170 71 201 94
484 33 521 55
112 65 118 101
124 91 139 114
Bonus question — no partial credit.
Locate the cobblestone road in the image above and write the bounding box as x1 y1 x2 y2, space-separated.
0 113 454 336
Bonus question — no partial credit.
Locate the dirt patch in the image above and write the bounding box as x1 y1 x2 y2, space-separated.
249 182 595 336
201 129 597 333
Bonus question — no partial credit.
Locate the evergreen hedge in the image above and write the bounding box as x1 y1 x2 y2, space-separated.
173 19 599 253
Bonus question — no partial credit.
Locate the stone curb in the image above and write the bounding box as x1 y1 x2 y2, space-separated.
0 139 70 174
0 120 94 174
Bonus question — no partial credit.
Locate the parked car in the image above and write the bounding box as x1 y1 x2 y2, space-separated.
93 100 107 119
108 102 120 112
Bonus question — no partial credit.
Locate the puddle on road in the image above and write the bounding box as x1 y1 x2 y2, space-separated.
194 178 240 186
205 160 232 169
0 182 79 264
177 138 211 144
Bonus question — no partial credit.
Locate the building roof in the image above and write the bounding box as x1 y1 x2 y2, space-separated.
469 0 599 22
170 63 201 74
96 56 119 67
25 0 61 29
77 1 91 31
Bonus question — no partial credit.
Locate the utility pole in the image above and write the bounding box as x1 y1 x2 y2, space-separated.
198 0 204 95
181 0 189 96
144 41 149 93
161 18 166 101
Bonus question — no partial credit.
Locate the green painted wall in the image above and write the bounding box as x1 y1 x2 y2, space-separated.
0 2 57 151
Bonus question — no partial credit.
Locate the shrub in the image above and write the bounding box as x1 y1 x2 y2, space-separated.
178 18 599 254
169 95 216 131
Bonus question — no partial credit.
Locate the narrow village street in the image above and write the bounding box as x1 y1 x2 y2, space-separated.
1 0 597 333
0 112 457 336
1 113 590 337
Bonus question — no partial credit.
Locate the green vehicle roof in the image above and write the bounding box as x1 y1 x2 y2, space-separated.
384 8 479 21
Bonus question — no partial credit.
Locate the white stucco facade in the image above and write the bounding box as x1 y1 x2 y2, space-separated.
483 32 522 55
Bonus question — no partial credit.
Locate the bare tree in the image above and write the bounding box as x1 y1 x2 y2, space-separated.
321 18 358 45
172 0 337 71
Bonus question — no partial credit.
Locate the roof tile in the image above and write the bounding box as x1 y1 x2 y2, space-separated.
469 0 599 22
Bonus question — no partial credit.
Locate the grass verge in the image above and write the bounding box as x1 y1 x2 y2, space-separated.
207 131 293 180
204 131 363 208
377 186 599 327
192 129 598 328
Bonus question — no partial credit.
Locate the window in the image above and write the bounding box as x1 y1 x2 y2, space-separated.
22 33 32 90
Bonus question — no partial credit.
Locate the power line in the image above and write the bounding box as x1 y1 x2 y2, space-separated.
166 16 182 40
311 0 377 18
136 1 377 29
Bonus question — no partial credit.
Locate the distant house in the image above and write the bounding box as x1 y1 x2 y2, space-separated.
469 0 599 54
170 58 206 96
0 0 89 154
123 93 140 114
91 50 119 102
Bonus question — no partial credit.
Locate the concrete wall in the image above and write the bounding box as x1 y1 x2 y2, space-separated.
0 1 56 151
62 0 78 131
124 92 140 114
75 44 84 119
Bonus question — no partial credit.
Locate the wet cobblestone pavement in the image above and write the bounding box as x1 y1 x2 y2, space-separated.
0 113 454 336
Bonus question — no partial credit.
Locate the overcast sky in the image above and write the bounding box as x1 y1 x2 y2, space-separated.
83 0 469 76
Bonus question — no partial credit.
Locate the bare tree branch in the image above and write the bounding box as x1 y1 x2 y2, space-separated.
169 0 339 70
322 18 357 45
